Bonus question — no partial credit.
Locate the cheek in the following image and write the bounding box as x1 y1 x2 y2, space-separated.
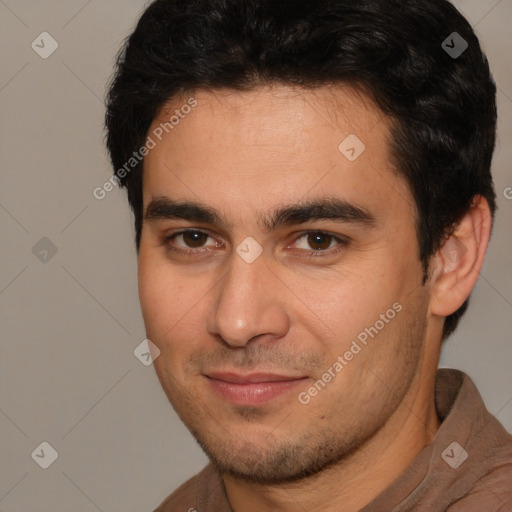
138 252 213 365
288 266 399 350
138 259 167 331
138 256 188 340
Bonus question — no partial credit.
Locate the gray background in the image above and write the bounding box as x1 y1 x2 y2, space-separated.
0 0 511 510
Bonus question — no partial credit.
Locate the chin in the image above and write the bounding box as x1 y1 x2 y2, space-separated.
188 424 360 485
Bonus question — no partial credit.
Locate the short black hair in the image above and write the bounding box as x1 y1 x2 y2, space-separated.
105 0 497 339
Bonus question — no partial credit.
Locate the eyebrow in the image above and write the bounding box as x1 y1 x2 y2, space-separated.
144 196 376 231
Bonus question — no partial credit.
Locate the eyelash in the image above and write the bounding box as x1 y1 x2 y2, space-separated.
161 229 348 259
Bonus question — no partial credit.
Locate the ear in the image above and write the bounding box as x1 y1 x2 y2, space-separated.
429 195 492 318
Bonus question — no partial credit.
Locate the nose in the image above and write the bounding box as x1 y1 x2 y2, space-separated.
206 251 290 347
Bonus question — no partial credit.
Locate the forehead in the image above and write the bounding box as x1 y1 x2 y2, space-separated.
153 84 385 146
142 84 412 224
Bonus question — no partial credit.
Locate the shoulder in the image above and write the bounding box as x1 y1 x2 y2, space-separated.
448 441 512 512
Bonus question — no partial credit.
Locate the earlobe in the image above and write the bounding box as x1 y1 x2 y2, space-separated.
429 196 492 318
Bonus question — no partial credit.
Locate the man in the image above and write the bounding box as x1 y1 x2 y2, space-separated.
105 0 512 510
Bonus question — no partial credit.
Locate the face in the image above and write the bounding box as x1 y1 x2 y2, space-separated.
138 85 432 484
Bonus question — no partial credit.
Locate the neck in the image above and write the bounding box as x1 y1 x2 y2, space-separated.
223 366 441 512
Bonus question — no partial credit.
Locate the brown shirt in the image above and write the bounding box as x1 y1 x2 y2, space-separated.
154 369 512 511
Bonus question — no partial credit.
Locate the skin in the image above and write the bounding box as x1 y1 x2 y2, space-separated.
137 85 491 512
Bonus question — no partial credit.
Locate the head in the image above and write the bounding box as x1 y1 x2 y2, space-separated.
105 0 496 484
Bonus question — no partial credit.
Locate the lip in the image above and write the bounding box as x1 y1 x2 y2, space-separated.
205 372 308 406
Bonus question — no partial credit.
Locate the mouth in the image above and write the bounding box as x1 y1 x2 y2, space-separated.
204 371 309 406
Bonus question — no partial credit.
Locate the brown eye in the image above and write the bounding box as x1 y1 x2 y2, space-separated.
306 232 333 251
291 231 347 258
180 230 209 248
162 229 222 256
